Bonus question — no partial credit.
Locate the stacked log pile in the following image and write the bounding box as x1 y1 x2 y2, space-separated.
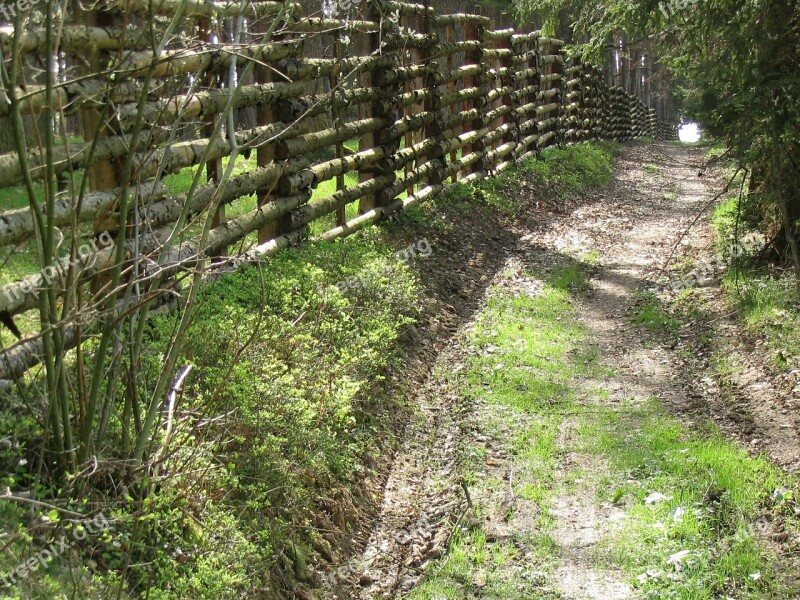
658 121 681 140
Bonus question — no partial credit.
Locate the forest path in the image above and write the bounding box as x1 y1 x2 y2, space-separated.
332 142 800 599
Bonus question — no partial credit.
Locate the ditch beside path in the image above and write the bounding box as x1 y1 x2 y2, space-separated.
336 142 800 599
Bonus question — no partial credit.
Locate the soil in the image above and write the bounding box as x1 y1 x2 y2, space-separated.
317 141 800 599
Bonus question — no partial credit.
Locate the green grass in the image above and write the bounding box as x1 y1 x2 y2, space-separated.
711 196 740 255
527 141 619 192
0 136 614 308
1 134 621 597
470 141 619 218
582 399 797 599
723 269 800 367
161 139 414 239
0 173 97 344
712 349 741 397
643 162 661 174
129 234 421 598
632 290 680 335
549 262 591 292
3 133 796 599
705 143 728 161
409 527 558 600
307 171 360 235
580 249 601 264
413 141 798 600
0 139 383 346
410 260 600 599
712 197 800 369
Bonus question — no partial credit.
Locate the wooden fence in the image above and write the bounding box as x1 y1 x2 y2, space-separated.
0 0 675 381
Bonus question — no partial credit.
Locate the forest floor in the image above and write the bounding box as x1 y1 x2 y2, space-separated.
329 142 800 599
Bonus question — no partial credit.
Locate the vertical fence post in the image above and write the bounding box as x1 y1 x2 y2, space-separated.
499 34 514 136
199 17 227 259
586 65 595 140
496 29 515 169
510 33 524 160
536 38 563 152
356 27 376 213
553 41 566 147
511 31 541 160
627 91 635 139
400 13 416 198
331 30 346 226
649 107 658 139
604 75 613 139
584 64 598 141
563 58 582 144
359 8 400 213
80 7 128 305
80 9 124 241
81 9 119 196
419 1 446 187
255 19 279 243
599 81 611 140
462 10 486 179
445 23 458 183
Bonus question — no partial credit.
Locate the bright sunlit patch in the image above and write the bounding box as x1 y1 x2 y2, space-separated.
679 122 701 143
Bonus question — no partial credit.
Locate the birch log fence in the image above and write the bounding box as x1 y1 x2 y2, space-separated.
0 0 678 384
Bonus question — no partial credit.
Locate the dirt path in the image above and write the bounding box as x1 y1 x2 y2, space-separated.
541 143 714 598
553 142 800 475
516 142 716 599
333 142 800 599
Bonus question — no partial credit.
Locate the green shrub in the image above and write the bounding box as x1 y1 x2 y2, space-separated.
121 236 422 596
472 141 618 216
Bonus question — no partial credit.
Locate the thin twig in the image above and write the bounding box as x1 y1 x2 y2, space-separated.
658 167 742 277
0 492 88 520
162 364 193 452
